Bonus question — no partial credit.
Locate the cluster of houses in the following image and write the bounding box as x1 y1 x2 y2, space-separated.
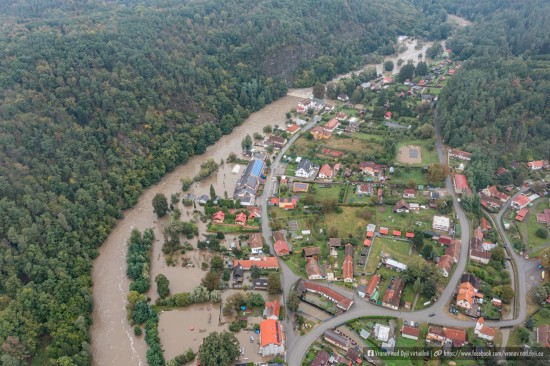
322 329 363 365
436 239 460 277
296 98 327 114
455 273 486 318
469 227 496 265
511 190 546 223
211 206 261 228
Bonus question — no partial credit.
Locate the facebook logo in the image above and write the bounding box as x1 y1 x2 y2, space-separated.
367 350 374 357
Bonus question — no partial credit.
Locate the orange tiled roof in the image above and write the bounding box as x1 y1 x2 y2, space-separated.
260 319 283 346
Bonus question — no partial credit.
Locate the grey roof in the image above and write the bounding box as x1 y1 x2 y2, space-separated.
198 194 209 202
297 159 313 173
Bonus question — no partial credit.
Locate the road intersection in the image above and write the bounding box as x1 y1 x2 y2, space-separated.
258 111 535 365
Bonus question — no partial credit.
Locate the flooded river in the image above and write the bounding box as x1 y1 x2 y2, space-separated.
90 96 299 365
90 14 474 364
288 37 437 99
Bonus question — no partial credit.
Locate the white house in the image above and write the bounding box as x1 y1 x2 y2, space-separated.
432 216 450 232
295 159 315 179
474 318 495 341
374 323 391 342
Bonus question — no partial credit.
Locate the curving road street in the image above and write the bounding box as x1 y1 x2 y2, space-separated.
259 110 535 365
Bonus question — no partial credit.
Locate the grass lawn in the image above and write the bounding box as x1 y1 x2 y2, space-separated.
523 198 550 254
389 167 428 186
372 206 437 233
365 237 412 273
324 135 383 154
207 223 259 233
283 253 308 277
507 326 523 348
324 206 369 238
284 162 298 176
402 283 417 306
533 308 550 326
313 184 341 201
352 132 384 141
396 138 439 165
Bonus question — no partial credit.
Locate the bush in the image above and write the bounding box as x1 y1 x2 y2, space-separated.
535 228 548 239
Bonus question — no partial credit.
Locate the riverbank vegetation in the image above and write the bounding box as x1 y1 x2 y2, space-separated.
0 0 546 364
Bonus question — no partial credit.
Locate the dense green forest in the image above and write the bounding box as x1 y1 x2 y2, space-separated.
435 0 550 189
0 0 449 364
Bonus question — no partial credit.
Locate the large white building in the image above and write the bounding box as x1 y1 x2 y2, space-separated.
432 216 450 232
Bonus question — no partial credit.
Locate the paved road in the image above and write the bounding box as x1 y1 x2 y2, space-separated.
284 110 538 365
259 116 321 347
285 111 474 364
494 187 540 323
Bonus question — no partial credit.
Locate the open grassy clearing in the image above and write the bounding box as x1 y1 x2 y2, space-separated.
523 198 549 253
389 167 428 186
313 184 342 201
371 206 438 232
323 206 369 238
396 138 439 165
365 237 413 273
352 132 384 141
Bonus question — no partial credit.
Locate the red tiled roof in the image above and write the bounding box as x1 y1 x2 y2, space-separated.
287 124 300 133
404 188 415 195
406 232 415 238
454 174 469 191
274 240 290 256
382 278 404 308
301 280 353 310
260 319 283 347
527 160 545 169
513 194 530 207
444 327 466 343
319 163 333 178
213 210 225 222
265 300 281 319
305 257 322 278
235 212 247 223
249 233 264 249
457 282 475 306
234 257 279 270
448 149 471 159
438 254 453 273
392 230 402 237
366 274 380 295
445 241 460 261
480 217 491 231
325 118 340 130
366 231 374 238
379 227 388 235
363 239 372 247
515 208 528 221
401 326 420 338
343 255 353 281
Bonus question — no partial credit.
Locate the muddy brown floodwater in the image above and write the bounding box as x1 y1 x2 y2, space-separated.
90 95 299 366
288 38 437 99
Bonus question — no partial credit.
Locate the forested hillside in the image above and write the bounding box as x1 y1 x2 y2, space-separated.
436 0 550 189
0 0 446 364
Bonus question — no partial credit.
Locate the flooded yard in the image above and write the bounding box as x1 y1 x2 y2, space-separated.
158 290 282 364
90 95 299 366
